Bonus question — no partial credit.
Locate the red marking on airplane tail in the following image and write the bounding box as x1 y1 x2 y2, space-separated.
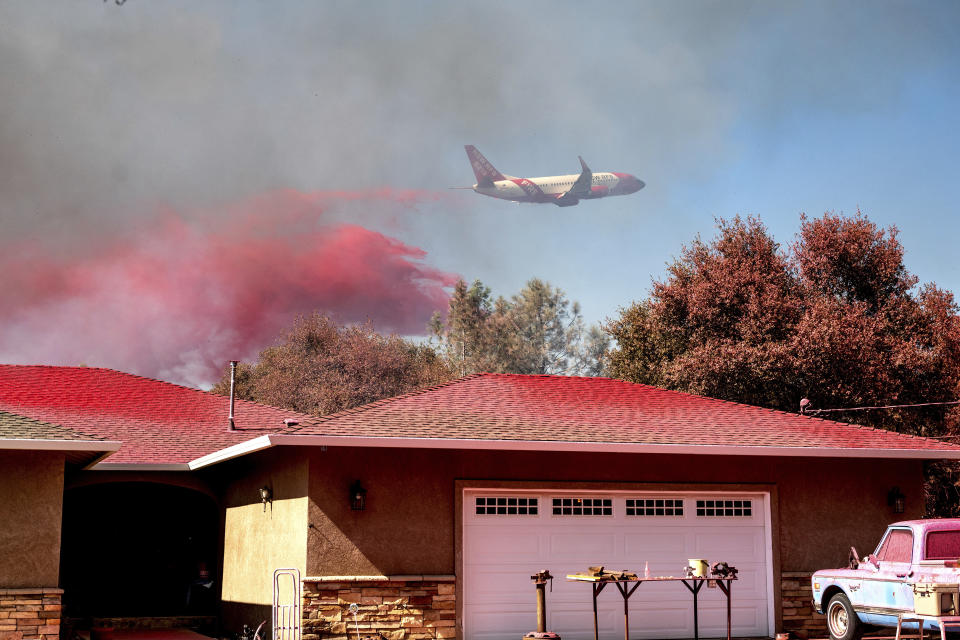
464 145 506 185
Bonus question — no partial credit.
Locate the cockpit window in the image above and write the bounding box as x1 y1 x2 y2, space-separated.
876 529 913 563
925 530 960 560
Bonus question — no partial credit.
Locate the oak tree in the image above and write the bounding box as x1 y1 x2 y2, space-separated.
212 313 451 416
607 212 960 515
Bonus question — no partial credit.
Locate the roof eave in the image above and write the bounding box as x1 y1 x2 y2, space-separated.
186 433 960 469
186 434 276 470
91 462 192 471
0 438 121 453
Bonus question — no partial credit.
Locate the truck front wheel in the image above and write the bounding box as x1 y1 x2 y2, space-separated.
826 593 862 640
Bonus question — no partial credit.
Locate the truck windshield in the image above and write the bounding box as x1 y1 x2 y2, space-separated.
877 529 913 562
925 530 960 560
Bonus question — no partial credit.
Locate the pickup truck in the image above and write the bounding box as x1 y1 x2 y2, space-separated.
812 519 960 640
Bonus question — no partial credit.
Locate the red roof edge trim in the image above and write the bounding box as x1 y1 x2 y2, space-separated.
185 433 960 471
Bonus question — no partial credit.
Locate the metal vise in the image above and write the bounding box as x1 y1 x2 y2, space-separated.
524 569 561 640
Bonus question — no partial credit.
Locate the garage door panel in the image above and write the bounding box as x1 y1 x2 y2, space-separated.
725 569 767 599
625 530 691 556
467 568 546 602
467 530 543 560
693 527 764 556
470 609 538 640
550 531 617 556
625 605 697 634
696 603 762 632
551 607 620 639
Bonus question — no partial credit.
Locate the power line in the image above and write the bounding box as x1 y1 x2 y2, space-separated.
802 399 960 416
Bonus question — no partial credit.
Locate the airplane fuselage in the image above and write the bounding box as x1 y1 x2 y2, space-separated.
474 172 642 204
463 145 644 207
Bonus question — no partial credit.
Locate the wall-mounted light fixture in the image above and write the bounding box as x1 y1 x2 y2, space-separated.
260 486 273 512
888 486 905 514
350 481 367 511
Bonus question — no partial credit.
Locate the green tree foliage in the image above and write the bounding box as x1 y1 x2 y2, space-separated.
606 212 960 514
212 313 452 416
430 278 606 376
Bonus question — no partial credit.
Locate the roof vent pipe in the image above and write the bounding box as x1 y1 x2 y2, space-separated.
228 360 238 431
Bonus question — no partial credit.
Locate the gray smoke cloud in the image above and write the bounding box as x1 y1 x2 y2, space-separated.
3 1 954 240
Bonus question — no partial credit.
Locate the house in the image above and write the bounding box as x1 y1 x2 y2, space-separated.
3 365 960 640
0 365 317 640
0 410 119 640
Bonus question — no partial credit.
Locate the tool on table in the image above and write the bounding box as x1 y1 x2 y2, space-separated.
711 562 739 580
687 559 709 578
578 566 638 580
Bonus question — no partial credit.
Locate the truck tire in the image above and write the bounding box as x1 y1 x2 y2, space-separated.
826 593 862 640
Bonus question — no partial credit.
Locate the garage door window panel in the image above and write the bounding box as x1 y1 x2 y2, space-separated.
626 498 684 516
552 497 612 516
696 499 753 517
475 496 538 515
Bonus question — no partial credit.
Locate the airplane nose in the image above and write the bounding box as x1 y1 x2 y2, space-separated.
628 175 645 193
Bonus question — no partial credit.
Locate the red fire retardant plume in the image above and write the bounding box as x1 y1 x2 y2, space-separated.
1 189 458 387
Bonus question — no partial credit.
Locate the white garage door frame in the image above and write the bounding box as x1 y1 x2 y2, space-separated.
457 484 777 640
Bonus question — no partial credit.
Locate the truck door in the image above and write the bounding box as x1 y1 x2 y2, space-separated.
857 527 914 628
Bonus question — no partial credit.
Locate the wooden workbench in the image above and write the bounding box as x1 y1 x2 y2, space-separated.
567 573 736 640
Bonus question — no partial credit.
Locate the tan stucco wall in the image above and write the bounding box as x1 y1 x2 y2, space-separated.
0 450 65 588
221 449 308 611
304 447 923 576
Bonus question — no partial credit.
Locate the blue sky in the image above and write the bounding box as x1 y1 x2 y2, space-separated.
2 1 959 382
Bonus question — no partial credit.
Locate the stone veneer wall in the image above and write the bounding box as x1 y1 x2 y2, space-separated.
781 572 826 639
0 588 61 640
303 576 456 640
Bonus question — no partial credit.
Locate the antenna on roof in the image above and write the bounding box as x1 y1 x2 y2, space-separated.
228 360 238 431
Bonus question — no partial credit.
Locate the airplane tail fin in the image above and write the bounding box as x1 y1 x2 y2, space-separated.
465 145 506 187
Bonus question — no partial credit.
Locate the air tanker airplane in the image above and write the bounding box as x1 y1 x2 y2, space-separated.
462 145 644 207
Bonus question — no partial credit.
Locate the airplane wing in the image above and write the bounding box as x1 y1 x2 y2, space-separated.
557 156 593 206
569 157 593 195
555 156 592 206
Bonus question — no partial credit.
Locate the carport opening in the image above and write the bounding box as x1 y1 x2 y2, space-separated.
60 482 219 619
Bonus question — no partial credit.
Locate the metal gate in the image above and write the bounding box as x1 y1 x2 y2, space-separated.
273 568 302 640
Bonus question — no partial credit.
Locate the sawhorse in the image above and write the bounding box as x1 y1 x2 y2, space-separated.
896 613 960 640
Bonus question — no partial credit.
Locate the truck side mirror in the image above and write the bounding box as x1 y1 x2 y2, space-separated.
849 547 860 569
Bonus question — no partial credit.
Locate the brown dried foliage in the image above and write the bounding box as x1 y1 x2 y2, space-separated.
212 313 452 417
607 212 960 514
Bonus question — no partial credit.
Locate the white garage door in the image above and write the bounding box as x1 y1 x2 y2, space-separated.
463 490 772 640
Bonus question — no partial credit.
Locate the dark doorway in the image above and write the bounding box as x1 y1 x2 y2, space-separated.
60 482 219 618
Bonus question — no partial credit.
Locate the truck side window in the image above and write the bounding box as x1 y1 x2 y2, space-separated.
925 530 960 559
877 529 913 563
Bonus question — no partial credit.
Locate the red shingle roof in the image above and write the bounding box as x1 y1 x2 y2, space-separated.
0 365 318 465
3 367 957 467
281 373 960 455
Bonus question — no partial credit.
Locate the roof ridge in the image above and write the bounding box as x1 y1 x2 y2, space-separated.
589 374 888 431
0 363 218 397
228 395 325 426
283 373 487 433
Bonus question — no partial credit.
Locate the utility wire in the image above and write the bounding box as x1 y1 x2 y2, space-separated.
803 399 960 416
